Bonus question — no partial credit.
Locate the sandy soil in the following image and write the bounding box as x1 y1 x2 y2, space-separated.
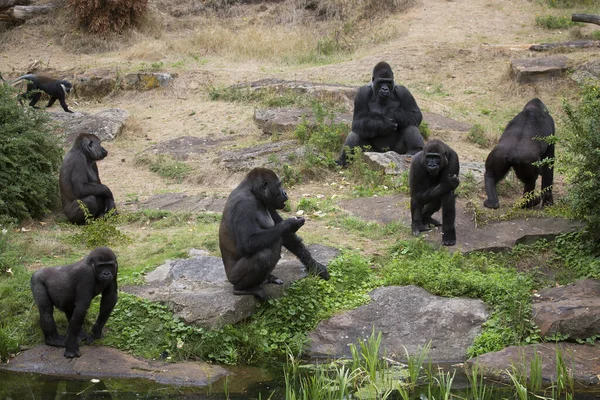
1 0 597 208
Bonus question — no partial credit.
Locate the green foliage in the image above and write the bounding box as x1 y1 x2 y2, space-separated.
208 86 313 108
343 147 397 196
561 85 600 247
68 203 131 249
535 15 580 29
467 123 490 148
68 0 148 34
456 171 477 197
135 153 193 183
0 84 63 225
543 0 597 7
419 121 430 140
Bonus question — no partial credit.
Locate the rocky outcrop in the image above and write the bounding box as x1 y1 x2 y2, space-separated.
307 285 488 362
571 58 600 86
466 343 600 386
219 140 300 171
253 108 352 136
138 193 227 213
532 279 600 340
49 108 130 143
123 245 340 329
510 56 570 83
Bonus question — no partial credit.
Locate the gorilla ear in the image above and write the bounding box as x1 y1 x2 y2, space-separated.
262 180 268 190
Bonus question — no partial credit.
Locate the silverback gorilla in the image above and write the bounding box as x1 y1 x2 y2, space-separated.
30 247 118 358
410 140 460 246
219 168 330 299
337 61 424 165
484 98 555 209
59 133 116 224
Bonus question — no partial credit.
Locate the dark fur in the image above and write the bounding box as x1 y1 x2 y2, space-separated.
409 139 460 246
218 168 330 299
12 74 73 113
484 98 555 209
338 61 424 165
59 133 116 224
30 247 118 358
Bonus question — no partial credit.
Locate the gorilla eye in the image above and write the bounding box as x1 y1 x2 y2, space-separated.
88 141 94 148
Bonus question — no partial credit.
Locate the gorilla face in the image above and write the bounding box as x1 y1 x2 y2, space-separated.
82 135 108 161
425 153 443 177
374 78 394 101
261 176 288 210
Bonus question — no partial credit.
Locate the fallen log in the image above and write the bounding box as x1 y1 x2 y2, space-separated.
0 0 31 7
530 40 600 52
0 3 53 22
572 13 600 26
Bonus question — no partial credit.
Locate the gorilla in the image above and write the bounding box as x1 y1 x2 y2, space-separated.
30 247 118 358
484 98 555 209
410 140 460 246
219 168 330 299
337 61 424 165
59 133 116 224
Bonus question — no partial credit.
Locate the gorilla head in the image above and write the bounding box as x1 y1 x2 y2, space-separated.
422 141 449 178
248 167 289 210
76 133 108 162
372 61 395 101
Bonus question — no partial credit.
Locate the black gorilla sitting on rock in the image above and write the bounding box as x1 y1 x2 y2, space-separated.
484 98 555 209
219 168 330 300
337 61 424 165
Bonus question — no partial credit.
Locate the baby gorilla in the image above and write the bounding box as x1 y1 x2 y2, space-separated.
30 247 118 358
409 140 460 246
219 168 330 300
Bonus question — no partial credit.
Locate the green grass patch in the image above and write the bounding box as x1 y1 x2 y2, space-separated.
535 15 581 29
208 86 315 108
134 154 193 183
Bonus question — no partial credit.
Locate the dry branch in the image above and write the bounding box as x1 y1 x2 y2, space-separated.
530 40 600 52
572 13 600 26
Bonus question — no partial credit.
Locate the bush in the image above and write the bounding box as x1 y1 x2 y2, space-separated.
535 15 579 29
68 0 148 35
561 85 600 246
0 85 63 225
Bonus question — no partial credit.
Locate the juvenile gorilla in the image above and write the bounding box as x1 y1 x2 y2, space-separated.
219 168 330 299
59 133 116 224
484 98 555 209
337 61 424 165
410 140 460 246
30 247 118 358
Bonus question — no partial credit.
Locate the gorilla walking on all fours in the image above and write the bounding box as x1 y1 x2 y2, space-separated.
484 98 555 209
337 61 424 166
59 133 116 225
219 167 330 300
410 139 460 246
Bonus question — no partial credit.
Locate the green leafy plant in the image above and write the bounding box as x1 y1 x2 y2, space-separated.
467 123 490 148
535 15 580 29
135 154 193 183
68 202 131 249
0 84 63 225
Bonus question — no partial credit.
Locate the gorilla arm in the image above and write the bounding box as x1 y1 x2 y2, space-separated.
67 153 113 200
351 85 398 139
270 210 330 280
387 85 423 130
410 151 460 204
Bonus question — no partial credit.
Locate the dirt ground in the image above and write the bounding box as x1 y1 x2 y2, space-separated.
1 0 597 217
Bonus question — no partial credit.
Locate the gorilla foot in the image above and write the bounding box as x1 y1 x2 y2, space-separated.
233 286 266 300
45 335 66 347
411 223 431 236
64 348 81 358
423 217 442 227
267 274 284 285
442 238 456 246
483 199 499 209
78 330 94 345
522 196 541 209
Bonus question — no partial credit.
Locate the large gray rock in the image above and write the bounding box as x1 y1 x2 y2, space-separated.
337 194 583 253
571 58 600 86
144 135 238 160
363 152 412 175
532 279 600 340
49 108 129 143
74 68 117 99
219 140 299 171
307 285 488 362
511 56 570 84
0 345 228 387
138 193 227 213
121 72 176 90
466 343 600 386
123 245 339 328
254 108 352 136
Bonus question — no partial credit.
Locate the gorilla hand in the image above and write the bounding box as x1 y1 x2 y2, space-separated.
284 216 305 233
446 175 460 191
308 259 330 280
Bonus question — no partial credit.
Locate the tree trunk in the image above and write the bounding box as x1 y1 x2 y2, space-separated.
572 13 600 26
530 40 600 52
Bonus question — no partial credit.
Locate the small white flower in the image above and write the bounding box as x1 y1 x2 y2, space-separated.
1 229 7 235
90 379 100 383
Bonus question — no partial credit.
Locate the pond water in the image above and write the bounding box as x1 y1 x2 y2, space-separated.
2 366 600 399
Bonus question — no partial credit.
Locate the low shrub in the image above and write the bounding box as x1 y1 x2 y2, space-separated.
69 0 148 34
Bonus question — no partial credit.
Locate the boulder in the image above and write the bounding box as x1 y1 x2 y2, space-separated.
138 193 227 213
144 135 239 161
121 72 176 90
122 245 340 329
363 152 412 175
219 140 299 171
532 279 600 340
307 285 488 362
49 108 129 144
466 343 600 386
73 68 117 99
510 56 570 84
0 345 228 387
254 108 352 136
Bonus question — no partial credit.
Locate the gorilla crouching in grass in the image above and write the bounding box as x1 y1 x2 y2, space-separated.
219 168 330 300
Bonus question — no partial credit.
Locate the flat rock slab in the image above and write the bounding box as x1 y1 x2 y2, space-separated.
254 108 352 136
0 345 228 387
533 279 600 340
511 56 570 84
466 343 600 386
137 193 227 213
307 285 488 362
337 194 582 252
219 140 299 172
144 135 239 160
122 245 339 328
49 108 130 144
422 112 472 132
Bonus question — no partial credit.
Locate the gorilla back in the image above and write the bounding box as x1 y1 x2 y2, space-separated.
219 168 329 299
484 98 555 209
